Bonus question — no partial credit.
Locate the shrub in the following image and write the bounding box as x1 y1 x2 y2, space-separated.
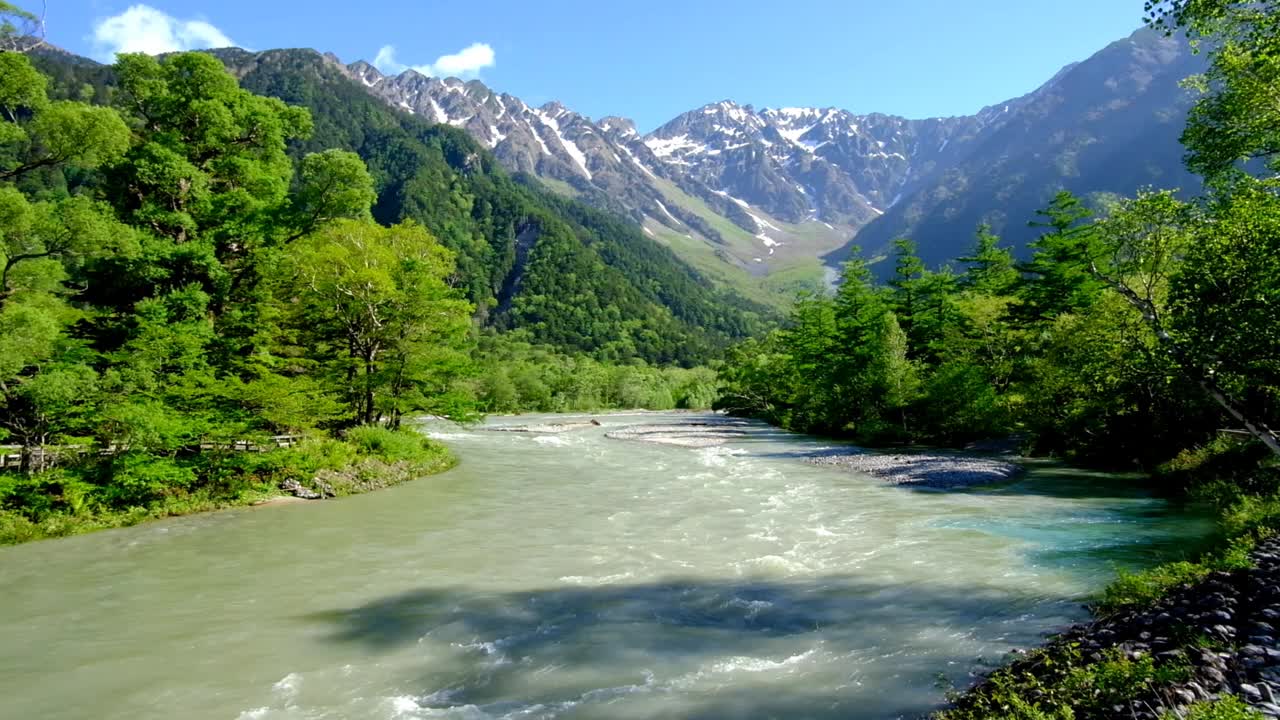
938 647 1188 720
100 453 197 507
1100 561 1211 612
345 425 440 463
1162 436 1280 499
1060 649 1188 710
1166 696 1265 720
0 509 41 544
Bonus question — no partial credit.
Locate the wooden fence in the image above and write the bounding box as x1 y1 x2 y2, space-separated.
0 435 303 470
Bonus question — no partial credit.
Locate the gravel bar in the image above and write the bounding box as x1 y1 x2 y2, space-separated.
806 451 1024 489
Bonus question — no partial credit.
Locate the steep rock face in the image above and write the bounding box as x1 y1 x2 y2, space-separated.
340 25 1203 278
849 28 1204 268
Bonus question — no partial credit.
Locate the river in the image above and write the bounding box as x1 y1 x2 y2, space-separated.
0 412 1210 719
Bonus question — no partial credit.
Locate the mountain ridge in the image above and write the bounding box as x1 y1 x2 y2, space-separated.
340 26 1202 282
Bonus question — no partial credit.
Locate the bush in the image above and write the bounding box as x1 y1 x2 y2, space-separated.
938 647 1188 720
344 425 449 464
915 362 1008 444
1167 697 1265 720
99 453 197 507
0 509 41 545
1162 436 1280 497
1100 561 1212 612
1060 649 1188 710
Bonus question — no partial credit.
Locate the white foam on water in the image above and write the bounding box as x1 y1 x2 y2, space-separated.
667 648 823 691
531 435 571 446
576 669 658 702
724 596 774 619
236 708 270 720
557 571 635 585
733 554 811 576
423 431 477 441
387 695 423 717
421 687 463 705
709 647 818 674
695 446 747 468
271 672 301 699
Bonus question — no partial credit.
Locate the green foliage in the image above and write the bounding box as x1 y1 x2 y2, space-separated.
0 51 475 543
937 646 1189 720
471 335 718 413
720 185 1274 466
98 453 197 507
285 218 475 427
345 425 441 463
1167 695 1266 720
1101 561 1212 611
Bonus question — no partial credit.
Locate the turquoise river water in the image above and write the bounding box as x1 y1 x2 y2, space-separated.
0 412 1211 719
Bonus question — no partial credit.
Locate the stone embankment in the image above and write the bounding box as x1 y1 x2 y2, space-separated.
946 536 1280 719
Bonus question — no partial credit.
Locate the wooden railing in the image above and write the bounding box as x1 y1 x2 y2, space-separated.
0 435 303 470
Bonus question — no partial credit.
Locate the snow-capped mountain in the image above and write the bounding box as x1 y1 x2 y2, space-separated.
341 25 1203 282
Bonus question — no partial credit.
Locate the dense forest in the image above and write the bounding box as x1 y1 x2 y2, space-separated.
27 45 768 367
705 2 1280 713
718 1 1280 478
0 0 752 542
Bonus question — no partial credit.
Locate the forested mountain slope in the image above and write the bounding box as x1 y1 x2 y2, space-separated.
29 47 767 366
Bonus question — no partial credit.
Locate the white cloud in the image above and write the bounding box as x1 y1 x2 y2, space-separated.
373 42 495 79
91 4 237 61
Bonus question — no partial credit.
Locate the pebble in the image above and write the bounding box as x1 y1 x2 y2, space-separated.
941 537 1280 719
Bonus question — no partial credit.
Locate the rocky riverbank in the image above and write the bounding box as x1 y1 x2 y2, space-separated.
938 535 1280 719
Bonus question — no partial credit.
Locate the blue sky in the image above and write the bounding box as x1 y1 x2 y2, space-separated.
45 1 1147 131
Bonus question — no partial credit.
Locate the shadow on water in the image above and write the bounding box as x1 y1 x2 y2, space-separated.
305 576 1080 718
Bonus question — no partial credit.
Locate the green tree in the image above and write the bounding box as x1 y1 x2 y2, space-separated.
287 219 474 426
1168 186 1280 456
1147 0 1280 182
958 224 1019 296
1019 191 1106 320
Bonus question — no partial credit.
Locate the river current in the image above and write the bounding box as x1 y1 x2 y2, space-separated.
0 412 1210 719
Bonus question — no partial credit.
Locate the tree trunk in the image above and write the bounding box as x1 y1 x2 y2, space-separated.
1200 379 1280 458
363 353 376 426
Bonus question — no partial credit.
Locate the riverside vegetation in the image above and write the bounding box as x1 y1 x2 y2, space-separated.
0 2 733 545
711 0 1280 716
3 0 1280 715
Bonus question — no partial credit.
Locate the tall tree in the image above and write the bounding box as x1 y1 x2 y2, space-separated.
958 224 1019 296
286 219 474 427
1019 191 1106 320
1147 0 1280 182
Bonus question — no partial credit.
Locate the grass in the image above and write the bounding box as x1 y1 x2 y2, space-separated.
936 647 1190 720
1099 533 1260 613
937 439 1280 718
642 176 850 309
535 176 579 198
0 428 457 546
1166 697 1265 720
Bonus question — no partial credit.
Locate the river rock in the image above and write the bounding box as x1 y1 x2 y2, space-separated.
279 478 322 500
